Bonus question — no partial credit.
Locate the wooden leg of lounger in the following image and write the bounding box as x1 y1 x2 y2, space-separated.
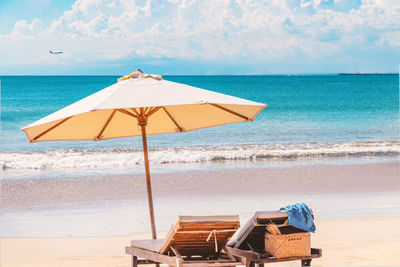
176 258 183 267
132 256 138 267
301 259 312 267
245 258 254 267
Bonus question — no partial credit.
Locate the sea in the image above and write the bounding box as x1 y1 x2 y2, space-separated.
0 75 399 237
0 75 399 178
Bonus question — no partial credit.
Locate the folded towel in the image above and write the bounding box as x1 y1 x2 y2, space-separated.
280 203 316 233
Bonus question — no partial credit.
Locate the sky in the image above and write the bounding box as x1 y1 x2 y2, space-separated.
0 0 399 75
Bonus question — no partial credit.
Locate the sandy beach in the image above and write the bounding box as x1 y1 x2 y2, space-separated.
1 161 400 266
2 216 400 267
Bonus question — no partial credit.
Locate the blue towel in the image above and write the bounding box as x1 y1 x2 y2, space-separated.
280 203 316 233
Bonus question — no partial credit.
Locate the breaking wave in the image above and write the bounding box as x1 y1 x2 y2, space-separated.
1 141 399 171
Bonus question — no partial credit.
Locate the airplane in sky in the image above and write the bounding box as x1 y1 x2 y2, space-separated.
49 49 63 54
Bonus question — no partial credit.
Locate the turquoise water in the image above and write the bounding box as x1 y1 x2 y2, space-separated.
0 75 399 174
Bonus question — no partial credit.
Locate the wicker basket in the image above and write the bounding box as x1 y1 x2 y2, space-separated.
265 232 311 258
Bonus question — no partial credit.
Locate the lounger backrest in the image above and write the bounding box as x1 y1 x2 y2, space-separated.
227 211 289 253
159 215 240 257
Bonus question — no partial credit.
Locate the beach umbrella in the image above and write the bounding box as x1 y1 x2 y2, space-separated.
22 69 266 239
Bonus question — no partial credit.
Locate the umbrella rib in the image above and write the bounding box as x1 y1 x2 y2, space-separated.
96 110 116 140
209 103 252 121
147 107 155 115
32 116 72 142
117 109 137 118
162 107 183 132
146 106 161 117
131 108 140 116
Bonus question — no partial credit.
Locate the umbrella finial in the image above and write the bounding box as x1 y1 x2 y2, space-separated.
118 69 162 82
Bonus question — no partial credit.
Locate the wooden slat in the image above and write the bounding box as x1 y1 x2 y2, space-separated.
166 225 238 257
181 261 238 267
127 247 241 267
171 250 215 255
183 259 236 264
170 246 181 257
179 229 237 233
221 247 236 261
195 260 232 263
137 259 156 265
259 252 321 263
226 247 322 264
225 247 261 262
173 243 231 248
126 246 177 266
180 223 239 229
174 239 230 244
172 236 233 242
172 241 226 245
161 220 239 257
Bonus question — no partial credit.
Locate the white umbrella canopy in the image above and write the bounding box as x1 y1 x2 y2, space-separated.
22 74 265 142
22 70 267 239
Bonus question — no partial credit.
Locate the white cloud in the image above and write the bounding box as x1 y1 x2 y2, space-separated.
0 0 399 71
375 31 400 46
10 18 43 38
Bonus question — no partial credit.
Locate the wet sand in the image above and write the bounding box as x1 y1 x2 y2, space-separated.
1 161 399 209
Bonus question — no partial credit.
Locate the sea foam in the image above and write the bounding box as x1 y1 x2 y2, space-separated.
1 141 399 171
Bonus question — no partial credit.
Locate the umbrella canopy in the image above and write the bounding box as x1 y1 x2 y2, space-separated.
22 70 267 239
22 74 265 142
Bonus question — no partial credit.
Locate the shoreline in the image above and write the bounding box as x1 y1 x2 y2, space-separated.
1 161 399 210
1 140 399 176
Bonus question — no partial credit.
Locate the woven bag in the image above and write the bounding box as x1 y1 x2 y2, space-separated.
265 232 311 258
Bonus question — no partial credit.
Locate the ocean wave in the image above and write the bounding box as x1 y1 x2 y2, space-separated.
1 141 399 171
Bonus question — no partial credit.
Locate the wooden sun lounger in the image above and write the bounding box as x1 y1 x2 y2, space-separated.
126 215 242 267
226 211 322 267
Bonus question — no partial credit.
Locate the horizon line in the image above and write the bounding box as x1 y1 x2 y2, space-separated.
0 73 398 77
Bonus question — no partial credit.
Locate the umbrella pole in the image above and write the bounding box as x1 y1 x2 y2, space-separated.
140 124 157 240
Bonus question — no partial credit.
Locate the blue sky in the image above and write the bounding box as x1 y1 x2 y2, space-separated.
0 0 399 75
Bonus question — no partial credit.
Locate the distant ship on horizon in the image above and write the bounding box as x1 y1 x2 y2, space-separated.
49 49 63 54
